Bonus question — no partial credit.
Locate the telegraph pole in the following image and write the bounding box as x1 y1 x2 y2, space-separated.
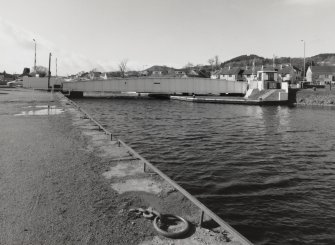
48 53 52 91
301 40 305 81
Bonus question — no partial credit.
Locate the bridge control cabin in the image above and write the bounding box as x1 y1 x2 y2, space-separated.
248 67 287 91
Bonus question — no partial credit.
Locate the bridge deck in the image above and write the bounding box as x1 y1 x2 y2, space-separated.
62 77 248 95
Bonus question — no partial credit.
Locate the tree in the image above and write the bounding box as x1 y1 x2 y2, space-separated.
184 62 194 73
22 68 30 76
30 66 48 77
184 62 194 68
208 58 215 71
208 55 220 71
119 59 128 78
214 55 220 69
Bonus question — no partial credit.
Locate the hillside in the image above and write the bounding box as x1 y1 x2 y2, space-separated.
145 65 175 72
220 53 335 72
311 53 335 66
221 54 265 67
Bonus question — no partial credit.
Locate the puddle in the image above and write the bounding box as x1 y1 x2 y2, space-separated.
111 178 161 194
24 105 51 108
103 162 143 179
15 105 64 116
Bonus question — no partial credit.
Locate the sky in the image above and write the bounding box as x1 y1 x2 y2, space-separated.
1 0 335 75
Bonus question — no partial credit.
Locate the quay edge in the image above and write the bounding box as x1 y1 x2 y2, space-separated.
59 92 254 245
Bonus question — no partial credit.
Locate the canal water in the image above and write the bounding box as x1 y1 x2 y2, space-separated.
73 97 335 245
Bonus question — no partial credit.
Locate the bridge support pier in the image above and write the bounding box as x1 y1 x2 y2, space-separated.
148 93 170 99
68 91 84 98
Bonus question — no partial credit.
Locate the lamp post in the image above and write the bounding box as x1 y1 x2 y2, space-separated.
33 39 37 72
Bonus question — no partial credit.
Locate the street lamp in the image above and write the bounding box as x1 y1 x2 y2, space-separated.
33 39 37 72
301 40 305 82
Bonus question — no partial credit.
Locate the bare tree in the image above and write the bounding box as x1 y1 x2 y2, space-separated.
184 62 194 73
30 66 48 77
184 62 194 68
119 59 128 78
214 55 220 69
208 58 215 71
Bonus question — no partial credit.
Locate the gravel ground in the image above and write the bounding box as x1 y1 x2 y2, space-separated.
0 88 247 245
295 86 335 106
0 89 151 244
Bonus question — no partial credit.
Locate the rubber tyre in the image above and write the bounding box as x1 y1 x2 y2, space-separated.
153 214 190 238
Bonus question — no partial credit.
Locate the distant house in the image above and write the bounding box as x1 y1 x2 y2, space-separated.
187 69 199 77
242 66 258 82
89 71 102 80
0 71 15 85
219 67 244 81
139 70 149 76
210 69 221 79
126 71 140 77
101 73 108 80
278 65 301 83
306 66 335 85
151 70 164 76
150 68 186 78
79 72 90 80
174 70 186 76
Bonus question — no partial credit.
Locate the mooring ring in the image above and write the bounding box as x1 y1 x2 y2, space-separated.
153 214 190 238
142 210 155 219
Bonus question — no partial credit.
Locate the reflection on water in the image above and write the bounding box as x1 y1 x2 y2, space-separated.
73 98 335 245
15 105 63 116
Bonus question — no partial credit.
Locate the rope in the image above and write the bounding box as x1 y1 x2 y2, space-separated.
129 207 190 238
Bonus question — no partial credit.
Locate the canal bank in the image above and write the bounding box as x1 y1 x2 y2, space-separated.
0 88 251 245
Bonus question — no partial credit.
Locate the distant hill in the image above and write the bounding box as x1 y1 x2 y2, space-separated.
144 54 335 76
219 53 335 74
145 65 175 72
221 54 265 67
221 54 301 68
311 53 335 66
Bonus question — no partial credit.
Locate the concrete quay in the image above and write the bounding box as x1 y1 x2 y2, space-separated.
170 95 288 105
0 88 252 245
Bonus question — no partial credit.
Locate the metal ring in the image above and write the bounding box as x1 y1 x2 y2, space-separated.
153 214 190 238
142 210 155 219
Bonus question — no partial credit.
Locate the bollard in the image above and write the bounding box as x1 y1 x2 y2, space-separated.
143 162 146 172
118 140 120 147
110 133 113 141
199 210 205 227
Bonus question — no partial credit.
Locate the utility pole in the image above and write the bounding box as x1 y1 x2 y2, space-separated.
48 53 52 91
301 40 305 81
56 58 58 77
273 54 275 68
33 39 37 72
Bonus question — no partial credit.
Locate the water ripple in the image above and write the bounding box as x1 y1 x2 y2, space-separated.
74 98 335 245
